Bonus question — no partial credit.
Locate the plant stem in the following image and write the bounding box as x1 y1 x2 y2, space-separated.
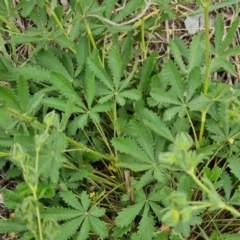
7 108 114 162
199 0 211 146
83 17 102 64
141 15 147 60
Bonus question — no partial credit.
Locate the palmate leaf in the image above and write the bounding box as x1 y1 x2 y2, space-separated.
119 89 141 101
186 66 202 102
143 109 174 142
115 201 145 228
0 85 21 111
0 220 27 233
36 49 71 80
169 39 186 72
75 36 89 76
220 19 239 53
54 216 85 240
214 13 224 53
135 169 155 190
87 58 113 91
14 65 50 82
84 71 95 108
139 51 158 90
161 60 183 102
43 97 83 113
89 216 108 238
76 218 89 240
137 205 155 240
108 45 122 90
129 120 154 161
113 0 143 22
150 88 181 105
59 190 83 211
188 34 204 71
163 106 184 121
174 37 189 60
81 191 90 211
41 207 81 221
91 102 113 112
111 137 152 163
228 156 240 181
17 75 29 112
220 171 233 200
220 46 240 58
50 72 85 108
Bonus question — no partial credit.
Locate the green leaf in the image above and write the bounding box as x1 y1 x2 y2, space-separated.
0 136 12 147
89 207 105 218
129 120 154 161
91 102 113 112
210 57 235 73
214 13 224 53
137 205 155 240
169 39 186 72
163 106 184 121
188 95 211 112
221 171 232 201
36 50 71 80
76 36 89 76
76 218 89 240
113 0 143 22
228 156 240 181
54 33 74 48
186 66 202 102
19 0 37 17
108 45 122 90
174 36 189 60
43 98 83 113
27 92 45 114
143 109 174 142
112 137 152 163
139 51 158 90
84 71 95 108
14 65 50 82
41 207 81 221
89 216 108 238
221 19 239 52
81 191 90 211
117 160 152 172
188 34 204 71
115 201 145 228
50 72 84 108
161 60 183 101
151 89 181 105
55 217 84 240
17 75 29 112
220 46 240 58
88 58 113 91
0 220 27 233
135 169 154 190
177 176 193 200
119 89 141 100
0 85 21 110
59 190 83 211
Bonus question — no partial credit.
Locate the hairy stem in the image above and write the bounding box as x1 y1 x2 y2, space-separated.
199 0 211 146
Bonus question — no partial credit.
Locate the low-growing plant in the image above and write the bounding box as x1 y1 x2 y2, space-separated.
1 0 240 239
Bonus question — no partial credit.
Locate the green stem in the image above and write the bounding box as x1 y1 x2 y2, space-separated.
7 108 114 162
199 0 211 146
83 17 102 64
141 15 147 60
187 170 211 195
44 2 76 53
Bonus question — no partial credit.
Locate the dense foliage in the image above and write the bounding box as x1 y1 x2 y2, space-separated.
1 0 240 239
